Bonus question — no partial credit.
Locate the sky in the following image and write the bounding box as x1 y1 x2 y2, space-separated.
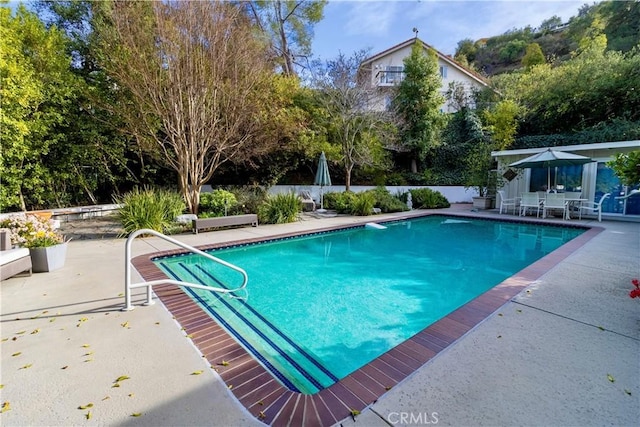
311 0 588 60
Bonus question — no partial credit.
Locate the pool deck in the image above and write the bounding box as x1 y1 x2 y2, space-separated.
1 205 638 426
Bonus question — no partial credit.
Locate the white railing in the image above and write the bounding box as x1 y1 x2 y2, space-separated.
124 229 248 311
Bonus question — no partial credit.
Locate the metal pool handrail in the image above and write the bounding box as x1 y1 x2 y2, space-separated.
124 228 248 311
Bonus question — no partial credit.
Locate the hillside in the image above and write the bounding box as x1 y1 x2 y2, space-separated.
455 0 640 76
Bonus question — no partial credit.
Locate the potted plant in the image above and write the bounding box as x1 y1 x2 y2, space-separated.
466 141 497 209
0 214 68 272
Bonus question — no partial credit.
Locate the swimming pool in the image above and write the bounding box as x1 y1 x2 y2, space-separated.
153 215 585 395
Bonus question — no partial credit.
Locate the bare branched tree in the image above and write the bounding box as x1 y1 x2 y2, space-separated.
95 1 279 213
311 51 393 190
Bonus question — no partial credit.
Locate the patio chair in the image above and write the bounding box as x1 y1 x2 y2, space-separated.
542 193 567 219
0 229 32 281
519 192 541 217
299 190 316 212
578 193 610 222
497 190 518 214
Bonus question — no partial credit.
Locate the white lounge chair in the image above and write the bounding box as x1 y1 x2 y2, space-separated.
579 193 610 222
497 190 518 214
0 229 32 281
299 190 316 212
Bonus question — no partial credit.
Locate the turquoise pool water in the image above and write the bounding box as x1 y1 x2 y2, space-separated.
155 216 584 394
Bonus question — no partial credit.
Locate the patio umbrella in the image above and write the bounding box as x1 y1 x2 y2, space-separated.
509 148 594 191
314 151 331 210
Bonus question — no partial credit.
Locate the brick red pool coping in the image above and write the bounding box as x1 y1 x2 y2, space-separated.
131 213 603 426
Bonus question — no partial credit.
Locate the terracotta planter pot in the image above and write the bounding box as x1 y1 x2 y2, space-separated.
29 243 67 272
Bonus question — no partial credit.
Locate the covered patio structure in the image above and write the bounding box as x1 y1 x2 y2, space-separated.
492 140 640 220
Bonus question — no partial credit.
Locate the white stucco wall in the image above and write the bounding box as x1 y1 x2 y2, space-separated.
269 185 475 203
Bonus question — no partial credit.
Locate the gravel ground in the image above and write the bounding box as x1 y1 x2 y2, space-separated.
58 214 124 241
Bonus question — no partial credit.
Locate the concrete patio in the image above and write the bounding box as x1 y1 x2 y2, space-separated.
1 206 638 426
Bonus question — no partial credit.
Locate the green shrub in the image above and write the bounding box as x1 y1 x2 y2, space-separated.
368 187 409 213
350 191 376 216
258 192 301 224
115 187 186 235
409 188 450 209
324 191 357 214
229 186 268 215
199 189 237 216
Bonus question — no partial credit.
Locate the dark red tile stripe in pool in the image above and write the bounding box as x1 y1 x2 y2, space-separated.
131 213 603 426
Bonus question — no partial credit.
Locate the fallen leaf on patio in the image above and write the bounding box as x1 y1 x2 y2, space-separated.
115 375 130 383
258 411 265 419
118 293 124 297
155 322 160 325
257 401 264 406
598 326 605 331
228 385 233 389
1 402 10 413
16 331 26 335
49 318 56 323
11 352 21 357
625 389 632 396
61 366 69 370
102 396 110 401
385 386 392 391
607 374 615 383
497 335 502 339
82 344 90 348
0 385 3 389
86 411 92 420
111 383 120 388
516 309 522 313
84 359 93 363
131 413 142 417
84 352 94 356
219 360 229 366
78 403 94 410
191 370 203 375
19 364 32 370
121 322 129 328
2 338 8 342
185 334 193 339
128 393 134 398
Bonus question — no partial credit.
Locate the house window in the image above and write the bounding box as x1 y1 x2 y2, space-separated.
382 65 404 84
439 65 448 78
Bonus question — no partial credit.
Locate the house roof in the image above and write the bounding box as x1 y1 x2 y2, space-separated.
360 37 490 88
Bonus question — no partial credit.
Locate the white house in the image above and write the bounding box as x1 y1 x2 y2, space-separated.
493 141 640 220
359 37 490 112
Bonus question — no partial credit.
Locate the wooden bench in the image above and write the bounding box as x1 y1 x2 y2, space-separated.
192 214 258 234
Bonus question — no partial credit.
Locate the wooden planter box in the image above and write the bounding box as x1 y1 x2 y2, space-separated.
472 197 493 209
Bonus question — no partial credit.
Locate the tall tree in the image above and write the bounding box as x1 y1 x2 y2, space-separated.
311 50 392 191
95 1 291 214
392 42 445 173
247 0 326 76
0 4 81 211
